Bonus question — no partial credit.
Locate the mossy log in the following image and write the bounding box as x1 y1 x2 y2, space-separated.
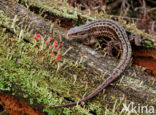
0 0 156 113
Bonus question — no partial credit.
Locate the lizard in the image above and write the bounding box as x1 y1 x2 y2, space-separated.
51 19 132 108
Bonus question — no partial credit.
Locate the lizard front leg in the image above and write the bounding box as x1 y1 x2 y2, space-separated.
83 36 97 46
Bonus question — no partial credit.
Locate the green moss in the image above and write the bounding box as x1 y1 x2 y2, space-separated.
141 40 153 48
0 23 101 114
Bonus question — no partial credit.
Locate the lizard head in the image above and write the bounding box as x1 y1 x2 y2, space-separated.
67 26 88 39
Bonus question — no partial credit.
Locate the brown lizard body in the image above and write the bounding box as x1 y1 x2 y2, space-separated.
51 19 132 108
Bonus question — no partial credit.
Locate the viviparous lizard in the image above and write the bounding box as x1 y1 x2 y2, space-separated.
51 19 132 108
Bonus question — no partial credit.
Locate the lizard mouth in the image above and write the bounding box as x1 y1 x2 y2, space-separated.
66 33 76 40
67 33 73 38
67 30 73 38
67 32 78 38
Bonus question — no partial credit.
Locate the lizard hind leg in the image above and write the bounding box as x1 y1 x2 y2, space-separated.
98 37 122 58
111 40 122 58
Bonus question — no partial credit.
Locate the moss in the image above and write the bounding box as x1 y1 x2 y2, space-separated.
0 16 102 114
141 40 153 48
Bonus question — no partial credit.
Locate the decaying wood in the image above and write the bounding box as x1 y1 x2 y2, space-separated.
0 0 156 111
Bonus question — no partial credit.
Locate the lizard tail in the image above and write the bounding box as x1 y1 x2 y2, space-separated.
50 51 131 108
